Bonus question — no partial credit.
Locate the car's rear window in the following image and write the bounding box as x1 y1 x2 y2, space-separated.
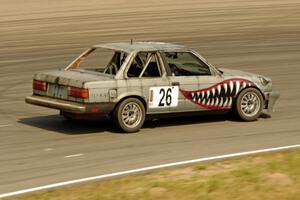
77 48 128 75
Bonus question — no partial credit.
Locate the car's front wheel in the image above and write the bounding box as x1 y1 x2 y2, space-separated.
235 88 263 121
113 98 145 133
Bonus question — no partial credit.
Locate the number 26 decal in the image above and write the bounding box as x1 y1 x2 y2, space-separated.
159 88 172 106
149 86 179 108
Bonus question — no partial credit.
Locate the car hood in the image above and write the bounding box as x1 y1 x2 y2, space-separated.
34 69 114 88
218 68 259 78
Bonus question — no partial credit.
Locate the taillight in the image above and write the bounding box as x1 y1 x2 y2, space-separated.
33 80 48 91
68 87 89 99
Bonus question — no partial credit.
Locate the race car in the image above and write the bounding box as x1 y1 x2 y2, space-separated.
25 42 279 132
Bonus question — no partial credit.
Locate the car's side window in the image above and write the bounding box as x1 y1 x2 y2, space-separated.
127 54 144 77
164 52 211 76
104 51 127 75
127 52 161 78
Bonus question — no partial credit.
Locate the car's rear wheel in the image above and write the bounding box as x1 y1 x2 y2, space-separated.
113 98 145 133
235 88 263 121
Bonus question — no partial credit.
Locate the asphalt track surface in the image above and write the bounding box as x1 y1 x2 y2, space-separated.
0 0 300 195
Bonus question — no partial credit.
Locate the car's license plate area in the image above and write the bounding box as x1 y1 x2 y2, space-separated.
48 84 68 99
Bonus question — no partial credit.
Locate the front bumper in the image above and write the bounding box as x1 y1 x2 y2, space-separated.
25 95 115 114
264 91 280 112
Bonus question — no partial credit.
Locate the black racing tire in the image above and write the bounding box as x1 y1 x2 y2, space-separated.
235 88 263 121
113 98 145 133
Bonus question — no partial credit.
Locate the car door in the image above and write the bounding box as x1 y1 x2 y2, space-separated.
162 51 222 112
125 51 177 114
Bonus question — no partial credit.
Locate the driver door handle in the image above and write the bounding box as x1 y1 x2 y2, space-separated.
172 82 180 86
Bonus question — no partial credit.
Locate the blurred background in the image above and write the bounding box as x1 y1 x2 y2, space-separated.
1 0 300 117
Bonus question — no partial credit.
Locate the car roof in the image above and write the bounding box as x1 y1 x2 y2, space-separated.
93 42 189 53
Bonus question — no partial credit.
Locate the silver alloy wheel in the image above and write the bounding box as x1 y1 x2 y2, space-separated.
121 102 142 128
240 91 261 117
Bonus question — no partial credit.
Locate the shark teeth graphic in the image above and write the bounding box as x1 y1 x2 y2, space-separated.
211 98 215 106
235 81 240 95
223 83 227 94
243 81 247 88
206 90 210 98
228 97 232 107
219 97 223 107
201 91 205 99
206 99 210 106
180 78 256 110
191 92 196 101
223 98 228 107
215 98 219 106
229 81 234 94
217 85 221 95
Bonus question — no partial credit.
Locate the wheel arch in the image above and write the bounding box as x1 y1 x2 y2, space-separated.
234 85 265 102
232 85 265 112
112 95 147 114
232 85 265 121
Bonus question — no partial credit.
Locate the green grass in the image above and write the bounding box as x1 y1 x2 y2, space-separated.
9 148 300 200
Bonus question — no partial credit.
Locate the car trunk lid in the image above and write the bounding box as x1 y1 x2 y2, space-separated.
33 69 113 101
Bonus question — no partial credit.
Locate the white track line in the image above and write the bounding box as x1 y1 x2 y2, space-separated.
0 124 11 128
64 153 84 158
43 148 53 152
0 144 299 199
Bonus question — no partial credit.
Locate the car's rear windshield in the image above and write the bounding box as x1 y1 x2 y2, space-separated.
76 48 129 75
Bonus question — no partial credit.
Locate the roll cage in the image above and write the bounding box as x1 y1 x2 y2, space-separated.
64 44 221 79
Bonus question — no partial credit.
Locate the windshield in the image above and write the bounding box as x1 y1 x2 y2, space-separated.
65 47 129 75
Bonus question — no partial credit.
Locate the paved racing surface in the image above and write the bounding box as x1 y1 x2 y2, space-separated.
1 0 300 195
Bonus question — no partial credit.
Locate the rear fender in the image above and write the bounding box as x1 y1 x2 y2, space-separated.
113 93 147 113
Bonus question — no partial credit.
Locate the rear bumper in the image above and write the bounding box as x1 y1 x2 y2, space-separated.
25 95 115 114
264 91 280 112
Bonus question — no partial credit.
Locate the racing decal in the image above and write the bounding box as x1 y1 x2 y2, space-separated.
149 86 179 108
180 79 256 110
